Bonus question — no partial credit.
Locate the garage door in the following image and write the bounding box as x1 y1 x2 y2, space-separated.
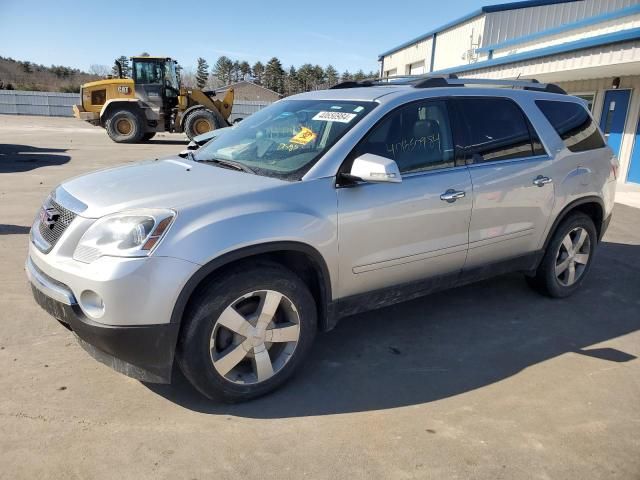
409 62 425 75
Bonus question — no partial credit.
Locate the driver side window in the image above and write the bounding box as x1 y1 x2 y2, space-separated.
354 100 455 174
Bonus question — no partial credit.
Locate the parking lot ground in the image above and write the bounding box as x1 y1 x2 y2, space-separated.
1 115 639 480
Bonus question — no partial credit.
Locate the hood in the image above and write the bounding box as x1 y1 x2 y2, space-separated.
59 156 286 218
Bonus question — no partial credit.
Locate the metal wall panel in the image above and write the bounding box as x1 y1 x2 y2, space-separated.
382 37 433 75
483 0 639 47
432 15 486 71
0 91 271 119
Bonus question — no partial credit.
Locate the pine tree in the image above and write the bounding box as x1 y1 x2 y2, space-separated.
285 66 300 96
353 69 366 81
325 65 339 86
252 61 265 84
264 57 285 93
341 70 353 82
212 56 234 85
112 56 130 77
239 61 251 81
195 57 209 89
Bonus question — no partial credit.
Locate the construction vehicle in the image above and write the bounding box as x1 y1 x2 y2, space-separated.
73 56 234 143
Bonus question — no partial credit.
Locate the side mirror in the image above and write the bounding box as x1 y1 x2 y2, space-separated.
348 153 402 184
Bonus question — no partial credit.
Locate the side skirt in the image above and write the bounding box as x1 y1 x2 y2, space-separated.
329 251 543 325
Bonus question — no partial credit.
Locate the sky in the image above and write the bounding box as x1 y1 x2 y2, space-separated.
0 0 490 74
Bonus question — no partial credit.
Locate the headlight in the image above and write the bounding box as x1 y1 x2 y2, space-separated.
73 209 175 263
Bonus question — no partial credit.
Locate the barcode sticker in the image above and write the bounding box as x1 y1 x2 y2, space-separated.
312 111 357 123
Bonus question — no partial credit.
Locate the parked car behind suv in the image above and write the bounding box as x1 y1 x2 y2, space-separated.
27 76 617 402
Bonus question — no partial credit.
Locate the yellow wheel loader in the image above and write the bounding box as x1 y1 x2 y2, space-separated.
73 56 234 143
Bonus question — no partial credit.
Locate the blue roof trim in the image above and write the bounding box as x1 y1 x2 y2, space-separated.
482 0 581 13
477 4 640 53
378 0 580 60
432 27 640 75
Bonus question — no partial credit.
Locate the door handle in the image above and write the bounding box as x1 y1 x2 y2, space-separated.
533 175 552 187
440 189 466 203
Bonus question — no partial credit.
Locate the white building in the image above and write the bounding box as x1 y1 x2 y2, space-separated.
379 0 640 185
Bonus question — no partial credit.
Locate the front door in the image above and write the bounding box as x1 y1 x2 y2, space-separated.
449 97 555 269
336 100 472 298
600 89 631 161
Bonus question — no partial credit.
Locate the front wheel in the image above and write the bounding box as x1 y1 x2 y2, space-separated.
177 263 317 402
183 108 224 141
104 109 145 143
526 212 597 298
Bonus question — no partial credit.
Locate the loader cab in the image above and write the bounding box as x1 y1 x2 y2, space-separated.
131 57 180 112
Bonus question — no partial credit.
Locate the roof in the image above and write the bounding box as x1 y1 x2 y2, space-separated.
378 0 582 59
212 80 282 97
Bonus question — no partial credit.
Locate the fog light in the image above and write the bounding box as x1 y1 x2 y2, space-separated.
80 290 105 318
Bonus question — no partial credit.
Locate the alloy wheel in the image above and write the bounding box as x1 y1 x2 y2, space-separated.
555 227 591 287
209 290 301 385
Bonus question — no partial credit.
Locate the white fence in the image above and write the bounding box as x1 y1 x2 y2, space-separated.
0 90 271 119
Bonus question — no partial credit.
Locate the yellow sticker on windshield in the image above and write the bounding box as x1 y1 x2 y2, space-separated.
290 127 317 145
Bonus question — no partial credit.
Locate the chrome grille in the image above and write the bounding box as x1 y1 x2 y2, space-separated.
37 197 76 249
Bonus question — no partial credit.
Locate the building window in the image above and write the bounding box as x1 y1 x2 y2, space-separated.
571 93 596 112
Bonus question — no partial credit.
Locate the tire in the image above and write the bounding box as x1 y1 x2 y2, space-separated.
183 108 224 141
177 262 317 402
526 212 597 298
104 108 145 143
141 132 156 141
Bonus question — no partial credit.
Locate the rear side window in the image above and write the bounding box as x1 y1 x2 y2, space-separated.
451 98 538 163
536 100 605 152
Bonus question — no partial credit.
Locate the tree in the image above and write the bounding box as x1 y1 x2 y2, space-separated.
138 52 150 57
239 61 251 81
284 66 300 96
325 65 339 86
196 57 209 89
231 60 241 82
89 64 110 77
264 57 285 93
353 69 366 81
251 61 265 84
212 56 234 85
341 70 353 82
112 55 130 77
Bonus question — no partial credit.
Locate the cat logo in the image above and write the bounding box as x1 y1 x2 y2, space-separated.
117 86 130 95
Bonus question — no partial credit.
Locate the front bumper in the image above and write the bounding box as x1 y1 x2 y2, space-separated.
27 257 179 383
72 104 99 124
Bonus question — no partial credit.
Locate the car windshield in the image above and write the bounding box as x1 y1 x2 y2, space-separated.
193 99 376 180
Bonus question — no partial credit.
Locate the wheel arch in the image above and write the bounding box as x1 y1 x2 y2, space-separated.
542 196 606 252
99 99 143 126
170 241 335 334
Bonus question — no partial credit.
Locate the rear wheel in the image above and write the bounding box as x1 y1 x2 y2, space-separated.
526 212 597 298
105 109 145 143
183 108 224 141
177 263 317 402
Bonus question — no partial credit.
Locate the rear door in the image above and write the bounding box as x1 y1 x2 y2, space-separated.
336 99 472 298
450 97 555 269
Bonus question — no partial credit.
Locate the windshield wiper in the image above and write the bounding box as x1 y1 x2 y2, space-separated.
198 157 255 174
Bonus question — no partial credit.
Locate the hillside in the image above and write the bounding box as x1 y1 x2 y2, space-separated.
0 56 99 92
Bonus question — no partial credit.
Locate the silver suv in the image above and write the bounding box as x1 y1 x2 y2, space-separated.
27 76 617 402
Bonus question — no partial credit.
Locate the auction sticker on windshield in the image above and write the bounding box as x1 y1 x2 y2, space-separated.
290 127 317 145
312 111 357 123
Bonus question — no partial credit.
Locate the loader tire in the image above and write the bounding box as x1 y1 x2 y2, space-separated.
183 108 224 141
105 109 145 143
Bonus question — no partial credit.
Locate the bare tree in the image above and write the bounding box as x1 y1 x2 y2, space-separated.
89 64 110 77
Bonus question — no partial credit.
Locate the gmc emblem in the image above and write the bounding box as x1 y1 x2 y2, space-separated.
40 207 60 229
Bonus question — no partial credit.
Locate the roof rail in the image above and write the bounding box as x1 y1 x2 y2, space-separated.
329 74 566 94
